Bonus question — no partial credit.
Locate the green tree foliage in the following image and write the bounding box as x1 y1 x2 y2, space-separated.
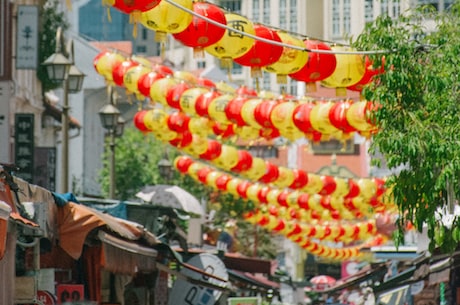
353 2 460 253
38 0 69 92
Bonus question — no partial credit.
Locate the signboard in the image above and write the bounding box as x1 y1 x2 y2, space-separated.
168 253 228 305
16 6 39 69
228 297 260 305
15 114 34 182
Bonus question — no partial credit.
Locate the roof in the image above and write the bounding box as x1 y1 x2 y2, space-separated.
44 95 81 129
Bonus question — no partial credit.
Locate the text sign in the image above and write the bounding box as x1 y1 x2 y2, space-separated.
14 114 34 182
16 6 39 69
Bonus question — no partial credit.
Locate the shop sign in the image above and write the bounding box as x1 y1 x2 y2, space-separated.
15 113 34 182
228 297 260 305
16 6 39 69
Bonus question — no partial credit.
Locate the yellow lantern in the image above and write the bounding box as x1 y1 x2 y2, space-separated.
211 145 239 170
205 13 255 68
140 0 193 42
180 87 209 116
208 94 235 125
233 126 260 141
226 178 242 197
241 98 263 128
242 157 267 181
188 117 213 137
263 31 308 84
346 101 377 134
246 183 263 203
94 52 125 84
182 134 209 156
123 64 151 100
302 174 324 194
270 101 304 141
143 108 169 131
266 189 282 205
272 167 295 188
187 162 205 181
321 46 366 96
309 101 342 137
174 70 198 84
150 77 179 106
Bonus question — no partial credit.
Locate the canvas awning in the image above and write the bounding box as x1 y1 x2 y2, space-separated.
228 269 280 293
98 231 158 275
57 201 156 259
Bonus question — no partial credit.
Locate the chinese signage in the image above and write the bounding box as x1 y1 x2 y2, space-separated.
16 6 39 69
15 114 34 182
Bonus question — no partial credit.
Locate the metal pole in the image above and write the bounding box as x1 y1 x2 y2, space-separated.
109 129 115 199
61 76 69 193
108 85 115 199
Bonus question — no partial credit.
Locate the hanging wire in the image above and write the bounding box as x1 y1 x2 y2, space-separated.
162 0 393 55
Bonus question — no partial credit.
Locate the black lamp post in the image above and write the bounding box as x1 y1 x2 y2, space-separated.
98 92 124 199
158 151 174 182
42 27 85 193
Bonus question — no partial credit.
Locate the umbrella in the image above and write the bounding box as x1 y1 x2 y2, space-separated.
135 185 204 217
309 275 336 290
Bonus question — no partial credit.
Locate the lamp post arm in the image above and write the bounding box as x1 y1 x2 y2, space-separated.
55 27 63 54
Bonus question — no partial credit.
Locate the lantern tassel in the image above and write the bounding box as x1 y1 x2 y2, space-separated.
276 74 288 84
306 82 317 92
193 47 205 59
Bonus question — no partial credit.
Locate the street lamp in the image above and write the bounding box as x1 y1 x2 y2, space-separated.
42 27 85 193
98 87 125 199
158 150 174 182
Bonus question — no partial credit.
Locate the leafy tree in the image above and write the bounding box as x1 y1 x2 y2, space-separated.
353 2 460 253
99 126 277 258
38 0 69 92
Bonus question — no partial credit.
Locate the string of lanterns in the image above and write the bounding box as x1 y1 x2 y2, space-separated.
105 0 386 91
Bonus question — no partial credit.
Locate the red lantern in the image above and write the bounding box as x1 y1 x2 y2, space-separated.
215 174 231 190
112 0 160 14
166 82 192 110
328 100 358 133
231 150 253 173
154 64 174 76
173 2 227 57
293 102 322 138
195 90 221 117
237 181 252 198
259 162 279 184
112 59 139 87
138 71 164 98
167 112 190 133
297 193 310 209
254 100 279 129
212 122 235 139
290 169 309 189
259 127 280 140
133 110 149 132
197 77 216 89
277 190 290 207
234 24 283 77
93 51 125 84
169 130 193 148
319 176 337 196
199 140 222 161
197 167 212 184
257 186 270 204
225 96 249 127
289 40 337 91
347 56 385 92
175 156 194 173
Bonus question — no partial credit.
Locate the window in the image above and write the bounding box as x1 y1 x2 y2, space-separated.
364 0 373 23
343 0 351 34
141 28 148 40
289 0 298 32
197 61 206 69
242 145 279 158
220 0 241 13
279 0 287 29
252 0 260 21
263 0 270 24
136 45 147 53
332 0 340 36
380 0 388 15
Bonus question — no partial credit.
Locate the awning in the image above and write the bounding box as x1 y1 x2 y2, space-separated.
98 231 157 275
57 201 155 259
228 269 280 292
377 285 410 305
43 95 81 129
